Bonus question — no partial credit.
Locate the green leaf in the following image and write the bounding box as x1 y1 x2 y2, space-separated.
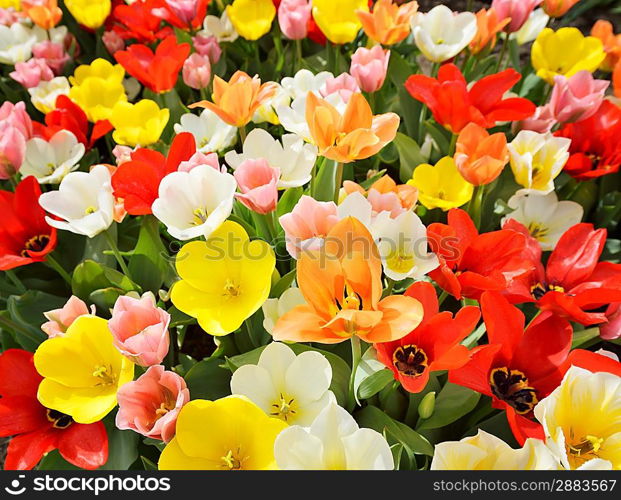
141 456 158 471
99 417 139 470
269 270 296 298
358 369 394 400
88 287 127 311
72 260 138 301
38 450 80 470
393 132 427 183
184 358 232 400
417 382 481 430
129 215 172 293
314 158 336 202
6 291 66 350
277 187 304 219
387 51 421 139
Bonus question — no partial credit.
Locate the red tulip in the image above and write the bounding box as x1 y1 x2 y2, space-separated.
109 0 174 43
405 63 536 133
0 349 108 470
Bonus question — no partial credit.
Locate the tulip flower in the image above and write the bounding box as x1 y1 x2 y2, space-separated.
0 23 39 65
174 109 237 154
427 209 534 300
405 64 535 133
514 104 556 134
549 71 608 124
32 41 69 75
34 316 135 424
159 396 287 470
341 175 417 218
69 77 127 123
233 159 279 215
508 131 571 193
171 221 275 335
10 58 54 88
21 130 85 184
375 282 479 393
192 34 221 64
306 92 399 164
469 8 510 55
535 367 621 469
278 0 311 40
262 288 306 334
115 36 190 94
0 176 57 271
64 0 111 29
273 217 423 344
0 349 108 470
182 53 211 90
109 99 169 147
275 403 394 470
202 10 239 43
407 157 473 211
491 0 543 33
356 0 418 46
41 296 95 338
431 430 558 470
319 73 360 102
531 27 605 84
512 8 550 45
591 20 621 72
615 62 621 98
116 365 189 444
454 123 509 186
161 0 209 30
411 5 477 63
102 30 124 55
190 70 279 128
28 76 70 114
312 0 368 45
226 0 275 41
542 0 580 17
350 46 390 94
21 0 62 30
0 101 32 179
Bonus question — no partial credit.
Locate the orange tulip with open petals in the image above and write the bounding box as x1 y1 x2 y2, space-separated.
272 217 424 344
469 8 510 55
454 122 509 186
190 71 279 128
22 0 63 30
356 0 419 46
305 91 400 163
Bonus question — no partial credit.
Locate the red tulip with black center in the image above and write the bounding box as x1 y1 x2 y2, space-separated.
0 349 108 470
0 176 57 271
374 281 480 393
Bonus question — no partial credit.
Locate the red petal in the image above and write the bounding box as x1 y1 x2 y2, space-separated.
404 281 439 324
469 68 521 114
58 421 108 470
166 132 196 172
4 428 57 470
90 120 114 147
506 409 545 446
0 396 48 437
448 344 501 396
481 291 524 363
0 349 42 398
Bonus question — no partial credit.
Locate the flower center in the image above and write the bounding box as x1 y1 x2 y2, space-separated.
220 449 243 470
85 206 97 215
191 207 209 225
223 279 241 298
339 284 362 311
21 234 50 257
392 344 428 377
527 222 549 241
386 250 415 274
489 367 538 415
530 282 565 300
566 434 604 468
92 365 116 386
46 408 73 429
270 393 297 422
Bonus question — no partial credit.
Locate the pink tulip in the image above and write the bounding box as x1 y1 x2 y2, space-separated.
9 58 54 88
320 73 361 102
192 34 221 64
116 365 190 443
0 101 33 139
278 0 311 40
41 296 95 338
234 158 280 215
165 0 199 25
108 294 171 367
0 8 23 26
177 151 222 172
491 0 543 33
600 303 621 341
102 30 125 55
350 46 390 93
32 41 70 75
549 71 609 124
279 195 339 258
368 188 408 218
112 145 135 165
513 104 556 134
0 102 32 179
182 53 211 90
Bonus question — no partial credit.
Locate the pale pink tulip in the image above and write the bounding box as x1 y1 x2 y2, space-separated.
108 295 171 367
165 0 199 25
278 0 311 40
116 365 190 443
513 104 556 134
0 102 32 179
320 73 360 102
549 71 609 124
367 188 408 218
32 41 69 75
279 195 339 258
350 45 390 93
0 101 33 139
0 8 23 26
182 53 211 90
234 158 279 215
10 58 54 88
41 296 95 338
491 0 543 33
102 30 125 54
177 151 222 172
192 34 221 64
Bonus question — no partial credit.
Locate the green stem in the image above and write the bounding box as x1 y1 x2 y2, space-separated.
103 229 133 281
5 270 26 294
333 162 344 203
45 255 72 286
382 277 395 298
348 336 362 410
494 34 509 73
295 39 303 72
467 184 485 229
238 125 247 144
449 133 458 156
438 289 449 306
264 211 277 243
8 175 18 191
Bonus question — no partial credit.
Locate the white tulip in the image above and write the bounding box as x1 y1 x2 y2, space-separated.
201 11 238 42
252 84 291 125
21 130 85 184
512 9 550 46
225 128 317 189
38 164 115 238
262 287 306 335
411 5 477 63
502 191 583 251
151 164 236 241
280 69 334 100
28 77 70 114
0 23 39 64
274 403 394 470
174 108 237 153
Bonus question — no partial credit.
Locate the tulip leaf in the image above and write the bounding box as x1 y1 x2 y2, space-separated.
357 369 395 400
37 450 81 470
129 215 173 293
140 456 159 471
184 357 232 401
72 259 139 302
99 417 139 470
276 187 304 219
269 270 297 298
416 383 481 430
387 51 421 140
313 158 336 202
393 132 427 183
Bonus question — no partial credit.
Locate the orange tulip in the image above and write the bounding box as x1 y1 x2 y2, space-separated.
356 0 418 46
591 20 621 72
272 217 423 344
342 175 418 211
305 92 400 163
189 70 279 127
469 8 510 55
454 123 509 186
542 0 581 18
22 0 62 30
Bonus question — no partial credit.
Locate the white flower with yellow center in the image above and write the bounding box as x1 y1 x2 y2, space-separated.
534 366 621 470
174 109 237 154
508 131 571 194
21 130 86 184
230 342 335 426
502 191 583 251
262 287 306 335
201 11 238 42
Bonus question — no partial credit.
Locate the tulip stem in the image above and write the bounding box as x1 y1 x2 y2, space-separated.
104 230 133 282
238 125 247 144
449 133 458 156
438 289 449 306
5 270 26 294
495 34 509 72
333 162 344 203
467 184 485 229
45 255 73 287
295 39 303 71
348 336 362 410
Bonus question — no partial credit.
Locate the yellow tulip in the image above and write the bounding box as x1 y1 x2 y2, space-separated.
110 99 169 147
34 316 134 424
313 0 369 44
64 0 111 29
70 58 125 87
159 396 287 470
407 156 474 211
531 27 606 84
226 0 275 41
171 221 275 336
0 0 20 9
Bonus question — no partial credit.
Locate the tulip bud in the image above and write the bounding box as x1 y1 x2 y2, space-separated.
320 72 360 102
9 58 54 88
350 46 390 93
278 0 311 40
182 53 212 90
32 41 69 75
192 34 222 64
102 30 125 55
233 158 280 214
418 391 436 419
